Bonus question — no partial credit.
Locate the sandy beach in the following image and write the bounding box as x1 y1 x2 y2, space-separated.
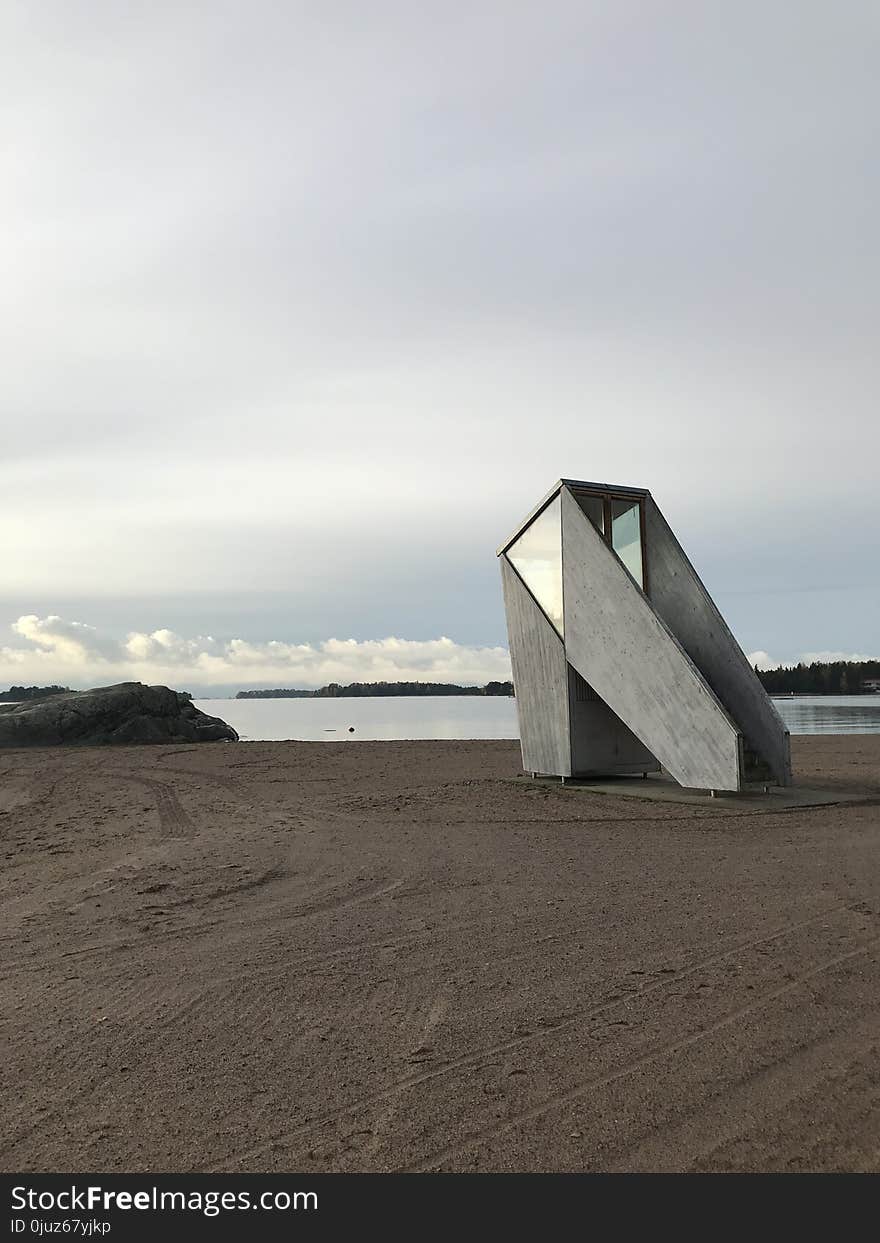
1 735 879 1173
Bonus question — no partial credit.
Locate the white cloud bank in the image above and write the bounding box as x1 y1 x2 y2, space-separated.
1 617 873 695
1 615 512 691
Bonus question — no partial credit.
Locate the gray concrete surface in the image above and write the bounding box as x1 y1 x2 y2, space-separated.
560 488 742 790
567 664 658 777
501 556 571 776
644 496 791 786
513 772 873 810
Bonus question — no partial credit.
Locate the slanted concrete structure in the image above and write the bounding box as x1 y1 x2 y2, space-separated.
498 479 791 792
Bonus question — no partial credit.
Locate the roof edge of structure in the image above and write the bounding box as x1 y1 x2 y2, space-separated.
496 478 652 557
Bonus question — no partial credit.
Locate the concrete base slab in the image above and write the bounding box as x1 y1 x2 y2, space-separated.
515 771 876 810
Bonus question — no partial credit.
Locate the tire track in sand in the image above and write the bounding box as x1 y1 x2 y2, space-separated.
204 900 869 1171
603 1008 880 1171
0 875 408 978
355 984 453 1166
0 873 404 1162
403 933 880 1171
116 775 192 837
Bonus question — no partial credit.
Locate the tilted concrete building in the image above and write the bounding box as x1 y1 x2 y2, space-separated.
498 479 791 792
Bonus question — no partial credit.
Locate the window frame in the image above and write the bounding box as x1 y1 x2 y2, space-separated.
570 486 649 595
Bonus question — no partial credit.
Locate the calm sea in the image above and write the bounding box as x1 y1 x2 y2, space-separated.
194 694 880 742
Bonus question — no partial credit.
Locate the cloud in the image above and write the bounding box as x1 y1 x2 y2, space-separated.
3 618 874 694
2 0 878 673
0 615 511 691
11 614 122 662
747 650 777 671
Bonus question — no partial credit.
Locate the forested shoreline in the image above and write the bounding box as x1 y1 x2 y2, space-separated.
236 663 880 699
755 660 880 695
4 661 877 704
236 681 514 699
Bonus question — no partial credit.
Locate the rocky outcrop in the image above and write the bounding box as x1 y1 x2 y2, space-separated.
0 683 238 747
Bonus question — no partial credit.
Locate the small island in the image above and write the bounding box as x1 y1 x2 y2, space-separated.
237 680 514 699
0 684 70 703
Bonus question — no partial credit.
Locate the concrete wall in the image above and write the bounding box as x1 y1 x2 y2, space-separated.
500 556 571 776
568 666 659 776
644 497 791 786
560 488 743 790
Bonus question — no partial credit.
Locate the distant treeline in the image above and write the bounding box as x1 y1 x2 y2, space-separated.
0 685 70 702
237 680 515 699
756 660 880 695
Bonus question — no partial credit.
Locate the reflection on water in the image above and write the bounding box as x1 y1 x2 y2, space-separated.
195 693 880 743
196 695 520 742
771 695 880 736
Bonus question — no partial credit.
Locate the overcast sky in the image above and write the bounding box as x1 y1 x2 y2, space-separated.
2 1 878 692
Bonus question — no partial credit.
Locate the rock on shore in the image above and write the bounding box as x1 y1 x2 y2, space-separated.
0 682 238 746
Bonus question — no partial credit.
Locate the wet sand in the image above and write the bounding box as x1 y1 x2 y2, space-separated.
1 735 879 1172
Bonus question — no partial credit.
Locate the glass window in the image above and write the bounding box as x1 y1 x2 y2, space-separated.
611 499 644 588
573 491 604 534
507 496 564 634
